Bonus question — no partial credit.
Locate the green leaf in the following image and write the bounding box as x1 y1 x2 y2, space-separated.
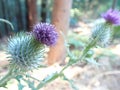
36 72 60 89
22 78 37 90
86 58 101 66
43 72 59 83
0 18 14 31
27 80 36 90
86 50 94 58
15 75 23 82
15 75 25 90
63 75 79 90
18 82 25 90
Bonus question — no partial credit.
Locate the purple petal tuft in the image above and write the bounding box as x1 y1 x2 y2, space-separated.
101 9 120 25
32 23 58 46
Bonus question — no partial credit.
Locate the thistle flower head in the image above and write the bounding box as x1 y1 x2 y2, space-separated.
8 32 45 72
102 9 120 25
91 22 111 47
32 23 58 46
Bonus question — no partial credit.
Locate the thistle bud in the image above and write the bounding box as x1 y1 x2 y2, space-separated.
92 9 120 45
8 32 45 72
91 21 111 47
91 8 120 47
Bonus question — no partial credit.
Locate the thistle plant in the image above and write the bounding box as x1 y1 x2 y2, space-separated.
80 8 120 61
0 22 58 87
0 7 120 90
36 8 120 89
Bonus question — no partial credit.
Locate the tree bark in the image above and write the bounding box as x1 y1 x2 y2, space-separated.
41 0 47 22
47 0 72 65
26 0 37 30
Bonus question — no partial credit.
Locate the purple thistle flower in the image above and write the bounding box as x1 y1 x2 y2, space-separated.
101 9 120 25
32 23 58 46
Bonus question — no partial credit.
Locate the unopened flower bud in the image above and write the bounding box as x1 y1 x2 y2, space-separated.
8 32 45 72
91 22 111 46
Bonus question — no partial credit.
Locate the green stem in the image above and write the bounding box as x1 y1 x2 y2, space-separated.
36 73 60 89
0 68 14 87
26 74 41 82
60 64 70 73
36 38 98 90
36 24 108 89
79 38 98 61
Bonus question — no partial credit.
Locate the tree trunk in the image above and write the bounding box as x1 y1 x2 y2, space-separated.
41 0 47 22
26 0 37 30
47 0 72 65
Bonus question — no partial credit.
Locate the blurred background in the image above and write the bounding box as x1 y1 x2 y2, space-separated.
0 0 120 90
0 0 120 37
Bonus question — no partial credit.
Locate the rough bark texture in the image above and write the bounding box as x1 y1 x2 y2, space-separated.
27 0 37 30
47 0 72 65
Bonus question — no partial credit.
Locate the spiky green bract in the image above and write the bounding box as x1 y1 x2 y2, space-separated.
8 32 45 72
91 22 112 47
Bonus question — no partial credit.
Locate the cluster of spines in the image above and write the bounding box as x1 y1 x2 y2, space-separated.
8 32 45 72
91 23 111 46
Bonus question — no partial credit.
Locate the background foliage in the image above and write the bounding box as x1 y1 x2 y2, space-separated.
0 0 120 37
